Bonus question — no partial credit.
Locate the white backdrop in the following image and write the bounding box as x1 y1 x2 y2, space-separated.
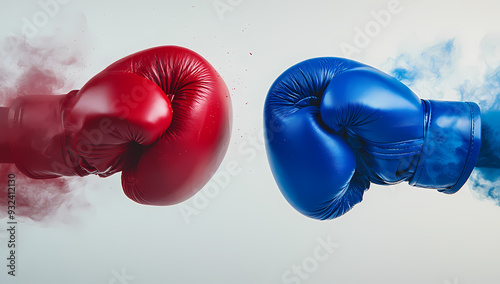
1 0 500 283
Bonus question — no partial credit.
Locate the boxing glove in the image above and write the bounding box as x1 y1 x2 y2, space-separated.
264 57 481 220
0 46 232 206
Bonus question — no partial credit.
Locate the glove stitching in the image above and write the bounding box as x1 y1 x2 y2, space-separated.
457 102 475 186
469 102 475 165
441 102 476 193
366 150 422 156
413 101 432 184
293 96 318 108
364 140 423 157
368 142 423 149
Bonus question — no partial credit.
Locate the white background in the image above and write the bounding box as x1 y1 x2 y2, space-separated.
1 0 500 283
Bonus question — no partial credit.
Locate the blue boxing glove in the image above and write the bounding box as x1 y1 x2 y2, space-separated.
264 58 481 220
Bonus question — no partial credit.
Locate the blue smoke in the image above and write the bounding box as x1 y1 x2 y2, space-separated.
390 39 455 85
385 39 456 100
458 67 500 110
384 38 500 205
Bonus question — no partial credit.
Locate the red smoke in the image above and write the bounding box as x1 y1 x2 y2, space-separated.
0 165 90 222
0 34 90 222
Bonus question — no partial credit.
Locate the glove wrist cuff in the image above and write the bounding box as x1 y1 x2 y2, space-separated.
409 100 481 193
8 94 76 178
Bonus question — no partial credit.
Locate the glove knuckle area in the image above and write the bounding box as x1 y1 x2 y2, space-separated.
105 45 231 142
265 58 358 118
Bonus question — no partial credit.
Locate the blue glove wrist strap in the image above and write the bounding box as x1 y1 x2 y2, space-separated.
409 100 481 193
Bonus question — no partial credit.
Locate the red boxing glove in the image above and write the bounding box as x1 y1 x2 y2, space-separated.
0 46 232 206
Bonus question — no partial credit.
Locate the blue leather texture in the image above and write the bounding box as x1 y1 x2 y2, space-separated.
264 57 481 220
